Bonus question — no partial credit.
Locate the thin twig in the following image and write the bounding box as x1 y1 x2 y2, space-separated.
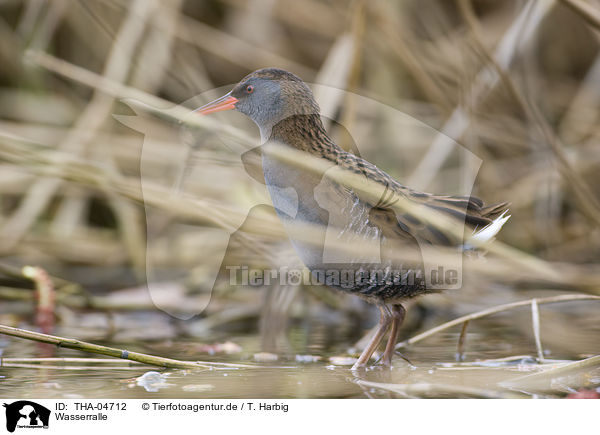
456 320 469 361
22 266 55 333
531 299 545 362
558 0 600 30
397 294 600 349
503 354 600 383
353 378 526 399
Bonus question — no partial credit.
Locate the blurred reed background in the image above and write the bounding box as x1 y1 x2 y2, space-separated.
0 0 599 361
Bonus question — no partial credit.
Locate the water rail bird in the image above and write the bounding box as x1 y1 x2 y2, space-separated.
196 68 510 370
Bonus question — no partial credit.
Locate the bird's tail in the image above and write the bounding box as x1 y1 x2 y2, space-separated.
468 209 511 245
480 201 511 219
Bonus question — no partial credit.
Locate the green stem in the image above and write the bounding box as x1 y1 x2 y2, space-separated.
0 325 255 370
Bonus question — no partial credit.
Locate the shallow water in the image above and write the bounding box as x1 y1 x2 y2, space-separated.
1 313 599 399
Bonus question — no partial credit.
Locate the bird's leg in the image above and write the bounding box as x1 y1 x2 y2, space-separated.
382 304 406 367
351 305 392 370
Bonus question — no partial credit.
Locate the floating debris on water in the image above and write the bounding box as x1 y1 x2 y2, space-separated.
182 384 216 392
329 356 357 366
135 371 173 392
295 355 322 363
196 341 242 355
254 352 279 362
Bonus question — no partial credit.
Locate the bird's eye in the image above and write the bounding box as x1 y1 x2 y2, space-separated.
246 85 254 94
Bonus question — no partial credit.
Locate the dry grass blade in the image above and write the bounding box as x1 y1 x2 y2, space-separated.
314 33 354 124
459 0 600 228
456 320 470 361
501 354 600 392
353 378 526 399
2 133 600 292
559 0 600 30
369 1 452 114
558 53 600 143
15 51 597 290
0 0 157 252
23 50 256 146
407 0 555 190
397 294 600 349
531 299 545 362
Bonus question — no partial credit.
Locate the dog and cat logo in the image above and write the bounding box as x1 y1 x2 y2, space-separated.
2 401 50 432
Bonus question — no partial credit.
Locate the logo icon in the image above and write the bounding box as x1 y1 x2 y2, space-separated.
3 401 50 433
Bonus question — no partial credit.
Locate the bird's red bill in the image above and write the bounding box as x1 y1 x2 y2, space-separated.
195 94 238 115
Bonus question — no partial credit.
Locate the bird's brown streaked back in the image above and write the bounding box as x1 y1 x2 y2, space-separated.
269 111 509 243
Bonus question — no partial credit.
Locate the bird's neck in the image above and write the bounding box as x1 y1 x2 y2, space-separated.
268 114 344 162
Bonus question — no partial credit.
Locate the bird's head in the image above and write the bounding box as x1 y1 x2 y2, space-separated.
195 68 320 140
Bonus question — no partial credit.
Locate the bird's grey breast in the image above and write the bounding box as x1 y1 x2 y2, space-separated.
261 150 329 228
261 149 382 270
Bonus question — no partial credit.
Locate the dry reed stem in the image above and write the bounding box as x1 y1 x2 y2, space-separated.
397 294 600 349
24 50 256 146
0 0 156 253
172 6 315 79
458 0 600 228
456 320 470 361
501 354 600 388
221 0 342 38
369 1 453 115
559 0 600 30
406 0 555 190
531 299 545 362
353 378 526 399
2 134 600 292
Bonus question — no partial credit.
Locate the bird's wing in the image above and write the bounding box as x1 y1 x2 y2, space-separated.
334 151 509 247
